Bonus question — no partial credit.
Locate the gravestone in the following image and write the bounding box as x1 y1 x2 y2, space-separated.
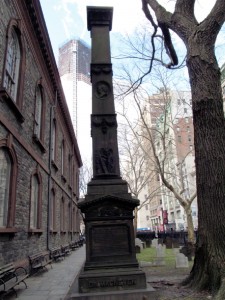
151 238 158 248
153 244 166 266
135 238 144 250
135 245 141 254
145 239 151 248
175 253 189 268
165 237 173 249
77 6 146 294
156 244 166 258
172 239 180 248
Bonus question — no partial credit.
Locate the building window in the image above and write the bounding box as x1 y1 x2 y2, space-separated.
68 203 71 232
0 140 17 231
187 126 190 132
50 189 56 231
1 20 25 121
68 154 71 186
177 99 181 105
176 126 180 132
52 120 56 162
0 148 11 227
188 135 192 142
184 108 187 114
34 84 45 142
178 135 182 143
190 145 193 151
30 173 42 230
34 86 42 138
60 197 65 232
4 27 21 101
185 117 189 123
61 140 64 175
145 204 148 210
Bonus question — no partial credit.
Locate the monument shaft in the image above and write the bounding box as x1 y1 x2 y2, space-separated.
77 6 146 294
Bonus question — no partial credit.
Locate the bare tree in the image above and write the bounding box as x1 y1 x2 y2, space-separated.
79 160 92 198
116 74 197 243
133 0 225 297
118 122 162 231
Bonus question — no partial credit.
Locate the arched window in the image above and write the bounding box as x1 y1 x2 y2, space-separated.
0 139 17 231
0 148 11 227
4 27 21 101
29 172 42 231
1 19 25 118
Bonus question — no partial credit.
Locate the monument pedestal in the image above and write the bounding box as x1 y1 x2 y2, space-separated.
78 189 146 293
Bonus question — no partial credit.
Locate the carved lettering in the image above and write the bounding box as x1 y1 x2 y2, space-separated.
88 279 136 288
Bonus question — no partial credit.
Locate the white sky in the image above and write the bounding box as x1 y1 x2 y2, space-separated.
40 0 224 65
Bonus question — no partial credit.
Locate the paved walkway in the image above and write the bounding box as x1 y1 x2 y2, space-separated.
6 246 86 300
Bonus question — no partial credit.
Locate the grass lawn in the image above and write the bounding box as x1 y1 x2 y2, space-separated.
136 247 194 268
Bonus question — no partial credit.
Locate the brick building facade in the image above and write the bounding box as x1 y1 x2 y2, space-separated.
0 0 82 267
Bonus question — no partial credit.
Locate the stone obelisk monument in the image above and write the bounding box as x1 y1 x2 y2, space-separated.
78 6 146 294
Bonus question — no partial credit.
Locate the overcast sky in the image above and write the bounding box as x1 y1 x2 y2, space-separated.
40 0 224 66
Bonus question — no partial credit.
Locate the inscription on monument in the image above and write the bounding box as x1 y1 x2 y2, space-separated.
91 225 129 256
88 279 136 289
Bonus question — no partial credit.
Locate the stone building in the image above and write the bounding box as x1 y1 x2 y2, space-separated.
0 0 82 267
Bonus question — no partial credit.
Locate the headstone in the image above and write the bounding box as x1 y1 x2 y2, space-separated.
175 253 189 268
158 238 164 245
135 245 141 253
165 237 173 249
151 238 158 248
172 239 180 248
145 239 151 248
179 245 194 261
156 244 165 258
135 238 144 250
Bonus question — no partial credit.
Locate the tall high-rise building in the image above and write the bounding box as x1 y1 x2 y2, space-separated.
58 39 92 161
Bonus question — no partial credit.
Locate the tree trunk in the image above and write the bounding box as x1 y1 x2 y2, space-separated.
134 207 138 236
184 45 225 297
184 205 195 244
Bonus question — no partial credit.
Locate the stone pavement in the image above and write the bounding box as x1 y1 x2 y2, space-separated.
5 246 86 300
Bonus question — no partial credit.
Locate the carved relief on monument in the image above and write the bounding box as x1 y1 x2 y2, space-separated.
91 64 112 75
94 81 111 99
92 116 116 134
95 148 115 174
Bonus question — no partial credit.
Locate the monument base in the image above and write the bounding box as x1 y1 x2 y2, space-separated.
66 269 158 300
78 267 146 293
67 287 158 300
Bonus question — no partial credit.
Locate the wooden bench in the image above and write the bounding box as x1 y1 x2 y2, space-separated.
61 244 72 257
0 263 28 298
29 252 52 274
50 247 64 262
70 241 80 251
